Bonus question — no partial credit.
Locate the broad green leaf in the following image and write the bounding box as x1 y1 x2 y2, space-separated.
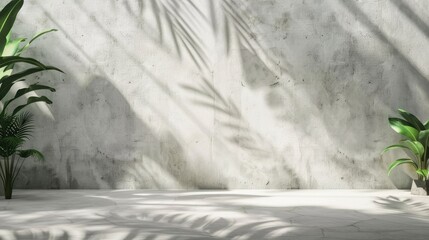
416 169 429 180
17 149 44 161
418 129 429 157
389 118 419 141
0 56 63 72
382 144 411 154
0 66 58 101
0 37 26 77
3 37 25 56
17 29 57 55
14 83 55 98
5 30 9 42
0 79 25 101
3 83 55 111
0 38 25 79
0 56 46 69
388 158 418 176
389 117 413 127
401 140 425 159
0 56 45 68
11 96 53 115
398 109 425 131
424 120 429 130
0 67 12 79
0 65 60 83
0 0 23 54
0 78 24 101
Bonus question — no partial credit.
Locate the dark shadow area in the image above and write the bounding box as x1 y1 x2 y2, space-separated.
341 0 429 95
181 77 300 188
374 195 429 214
236 0 429 188
1 190 429 239
390 0 429 39
11 4 218 190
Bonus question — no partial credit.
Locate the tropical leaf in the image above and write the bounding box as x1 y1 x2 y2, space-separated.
3 37 25 56
388 117 419 141
0 66 58 110
418 129 429 163
416 169 429 180
424 120 429 130
16 29 57 55
0 114 17 138
387 158 417 176
13 111 33 139
0 56 63 71
0 36 26 77
3 83 55 111
0 0 23 55
0 65 59 83
0 77 23 101
11 96 52 115
17 148 43 160
0 55 44 69
0 67 11 79
398 109 425 131
0 1 59 199
401 140 424 159
0 136 23 157
382 144 412 154
0 112 33 139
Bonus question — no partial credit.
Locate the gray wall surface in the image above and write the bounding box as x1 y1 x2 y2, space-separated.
9 0 429 189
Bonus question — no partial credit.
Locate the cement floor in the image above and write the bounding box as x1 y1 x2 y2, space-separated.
0 190 428 239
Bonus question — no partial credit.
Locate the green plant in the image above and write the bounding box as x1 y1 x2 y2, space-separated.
0 0 62 199
0 28 57 79
0 112 43 199
382 109 429 181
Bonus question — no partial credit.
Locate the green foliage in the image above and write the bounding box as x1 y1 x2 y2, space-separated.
383 109 429 181
388 118 419 141
0 0 23 55
0 112 44 198
387 158 417 176
0 0 61 199
398 109 425 131
0 111 35 157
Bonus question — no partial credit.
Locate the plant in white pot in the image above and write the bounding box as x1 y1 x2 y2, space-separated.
382 109 429 195
0 0 62 199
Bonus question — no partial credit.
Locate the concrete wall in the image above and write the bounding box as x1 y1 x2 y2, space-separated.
9 0 429 189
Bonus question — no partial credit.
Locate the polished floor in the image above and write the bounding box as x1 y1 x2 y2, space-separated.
0 190 428 239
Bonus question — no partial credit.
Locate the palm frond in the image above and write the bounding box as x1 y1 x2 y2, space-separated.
0 112 33 140
14 111 34 139
17 148 44 161
0 136 24 157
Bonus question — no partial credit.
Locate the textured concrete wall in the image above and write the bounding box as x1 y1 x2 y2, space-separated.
8 0 429 189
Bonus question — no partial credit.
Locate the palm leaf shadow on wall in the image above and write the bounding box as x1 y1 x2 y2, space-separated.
17 0 429 188
79 0 429 188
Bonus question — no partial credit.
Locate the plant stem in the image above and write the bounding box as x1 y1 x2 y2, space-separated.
0 160 5 183
12 157 24 186
1 156 15 200
2 157 12 199
3 176 12 199
424 146 428 170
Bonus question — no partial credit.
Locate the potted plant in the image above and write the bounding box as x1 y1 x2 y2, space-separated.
382 109 429 195
0 0 62 199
